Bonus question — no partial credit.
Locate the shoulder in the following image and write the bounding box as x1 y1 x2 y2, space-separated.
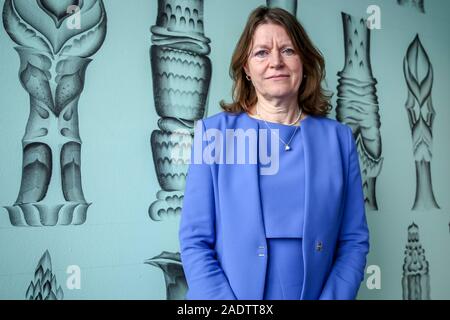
311 114 349 128
198 111 246 130
308 115 355 155
198 112 353 142
309 114 352 136
201 111 239 122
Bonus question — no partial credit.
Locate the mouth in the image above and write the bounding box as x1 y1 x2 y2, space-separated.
267 75 289 79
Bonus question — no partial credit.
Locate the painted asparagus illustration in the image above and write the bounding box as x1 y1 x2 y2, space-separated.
402 222 430 300
26 250 64 300
148 0 211 221
266 0 297 16
2 0 107 226
396 0 425 13
145 251 187 300
403 35 439 210
336 12 383 210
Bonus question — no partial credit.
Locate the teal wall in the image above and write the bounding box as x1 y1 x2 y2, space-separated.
0 0 449 299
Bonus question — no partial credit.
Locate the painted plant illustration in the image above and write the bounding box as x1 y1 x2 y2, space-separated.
266 0 297 15
402 223 430 300
2 0 107 226
403 35 439 210
148 0 211 221
336 12 383 210
145 251 187 300
26 250 64 300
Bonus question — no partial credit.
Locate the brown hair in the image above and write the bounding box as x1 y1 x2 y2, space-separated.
220 6 332 116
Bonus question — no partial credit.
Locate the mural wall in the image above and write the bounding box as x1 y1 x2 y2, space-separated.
0 0 449 299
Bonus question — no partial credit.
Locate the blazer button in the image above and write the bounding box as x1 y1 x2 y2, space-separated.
258 246 266 257
316 241 323 252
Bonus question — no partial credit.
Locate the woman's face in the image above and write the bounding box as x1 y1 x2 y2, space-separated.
244 23 303 103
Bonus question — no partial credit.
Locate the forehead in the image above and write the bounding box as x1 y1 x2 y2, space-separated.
251 23 293 46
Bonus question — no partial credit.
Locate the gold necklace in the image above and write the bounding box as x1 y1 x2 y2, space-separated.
256 104 303 151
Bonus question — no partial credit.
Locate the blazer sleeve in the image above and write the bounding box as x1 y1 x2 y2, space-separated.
319 126 370 300
178 120 237 300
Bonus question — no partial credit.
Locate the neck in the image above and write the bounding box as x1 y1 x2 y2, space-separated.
252 96 301 125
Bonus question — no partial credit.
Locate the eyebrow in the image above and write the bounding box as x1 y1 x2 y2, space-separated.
251 43 294 49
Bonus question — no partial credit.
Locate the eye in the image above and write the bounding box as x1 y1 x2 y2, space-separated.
254 50 269 58
282 48 296 56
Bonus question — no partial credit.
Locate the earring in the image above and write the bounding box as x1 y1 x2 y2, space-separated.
246 75 251 81
303 75 307 78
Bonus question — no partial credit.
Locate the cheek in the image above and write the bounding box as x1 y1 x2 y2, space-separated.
249 63 266 78
292 58 303 73
291 73 301 89
293 62 303 86
295 62 303 75
248 57 270 72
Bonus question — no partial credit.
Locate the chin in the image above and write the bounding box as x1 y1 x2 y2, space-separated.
267 89 296 99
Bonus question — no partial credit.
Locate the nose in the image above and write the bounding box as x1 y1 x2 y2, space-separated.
269 50 283 68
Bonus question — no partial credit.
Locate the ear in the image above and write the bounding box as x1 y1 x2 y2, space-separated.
243 63 250 77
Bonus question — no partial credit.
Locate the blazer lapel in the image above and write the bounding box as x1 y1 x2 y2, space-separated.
220 115 267 299
300 116 345 299
300 115 319 299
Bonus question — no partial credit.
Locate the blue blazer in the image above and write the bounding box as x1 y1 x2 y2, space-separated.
179 111 370 300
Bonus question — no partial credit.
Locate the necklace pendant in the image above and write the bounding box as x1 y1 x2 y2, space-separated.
285 144 291 151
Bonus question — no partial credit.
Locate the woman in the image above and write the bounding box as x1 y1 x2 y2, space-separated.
179 6 369 300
